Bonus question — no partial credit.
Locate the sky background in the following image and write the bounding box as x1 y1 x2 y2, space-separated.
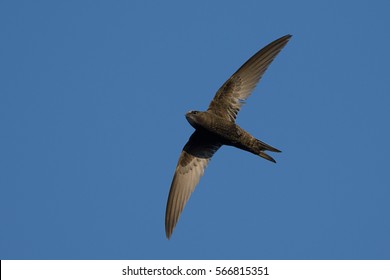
1 0 390 260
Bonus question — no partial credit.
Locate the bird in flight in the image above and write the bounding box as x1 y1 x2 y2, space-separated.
165 34 292 239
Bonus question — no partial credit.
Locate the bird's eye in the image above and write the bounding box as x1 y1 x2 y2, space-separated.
192 111 198 115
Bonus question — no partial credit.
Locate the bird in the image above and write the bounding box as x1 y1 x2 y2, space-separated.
165 34 292 239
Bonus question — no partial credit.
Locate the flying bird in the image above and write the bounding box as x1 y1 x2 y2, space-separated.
165 34 292 239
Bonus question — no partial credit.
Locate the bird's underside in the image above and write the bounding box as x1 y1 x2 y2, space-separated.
165 34 292 239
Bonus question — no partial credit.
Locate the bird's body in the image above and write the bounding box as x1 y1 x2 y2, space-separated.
186 111 238 142
165 34 292 239
186 110 280 161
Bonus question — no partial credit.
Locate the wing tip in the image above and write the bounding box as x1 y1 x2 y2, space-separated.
274 34 293 48
280 34 292 41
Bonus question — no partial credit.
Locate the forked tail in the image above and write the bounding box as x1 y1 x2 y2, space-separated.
256 139 281 163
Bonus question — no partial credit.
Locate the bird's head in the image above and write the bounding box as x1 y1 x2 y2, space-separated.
185 110 202 129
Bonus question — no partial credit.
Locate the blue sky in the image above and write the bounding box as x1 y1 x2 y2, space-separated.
1 0 390 259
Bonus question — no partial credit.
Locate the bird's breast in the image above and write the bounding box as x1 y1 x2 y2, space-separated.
201 115 239 141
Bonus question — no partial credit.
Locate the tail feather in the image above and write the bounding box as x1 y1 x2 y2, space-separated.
257 139 281 153
256 139 281 163
259 151 277 163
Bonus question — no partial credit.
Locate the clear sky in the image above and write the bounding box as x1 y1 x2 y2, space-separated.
1 0 389 260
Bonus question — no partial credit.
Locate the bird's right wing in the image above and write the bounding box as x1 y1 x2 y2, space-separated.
165 130 222 239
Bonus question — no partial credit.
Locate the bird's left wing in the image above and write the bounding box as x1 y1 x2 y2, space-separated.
165 130 221 239
208 34 292 121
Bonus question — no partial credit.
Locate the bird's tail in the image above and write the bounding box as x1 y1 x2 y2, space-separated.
256 139 281 163
232 126 281 163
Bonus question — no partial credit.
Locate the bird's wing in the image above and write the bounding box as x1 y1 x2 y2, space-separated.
207 34 292 122
165 130 222 239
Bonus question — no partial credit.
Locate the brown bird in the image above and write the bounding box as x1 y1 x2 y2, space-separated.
165 34 292 239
